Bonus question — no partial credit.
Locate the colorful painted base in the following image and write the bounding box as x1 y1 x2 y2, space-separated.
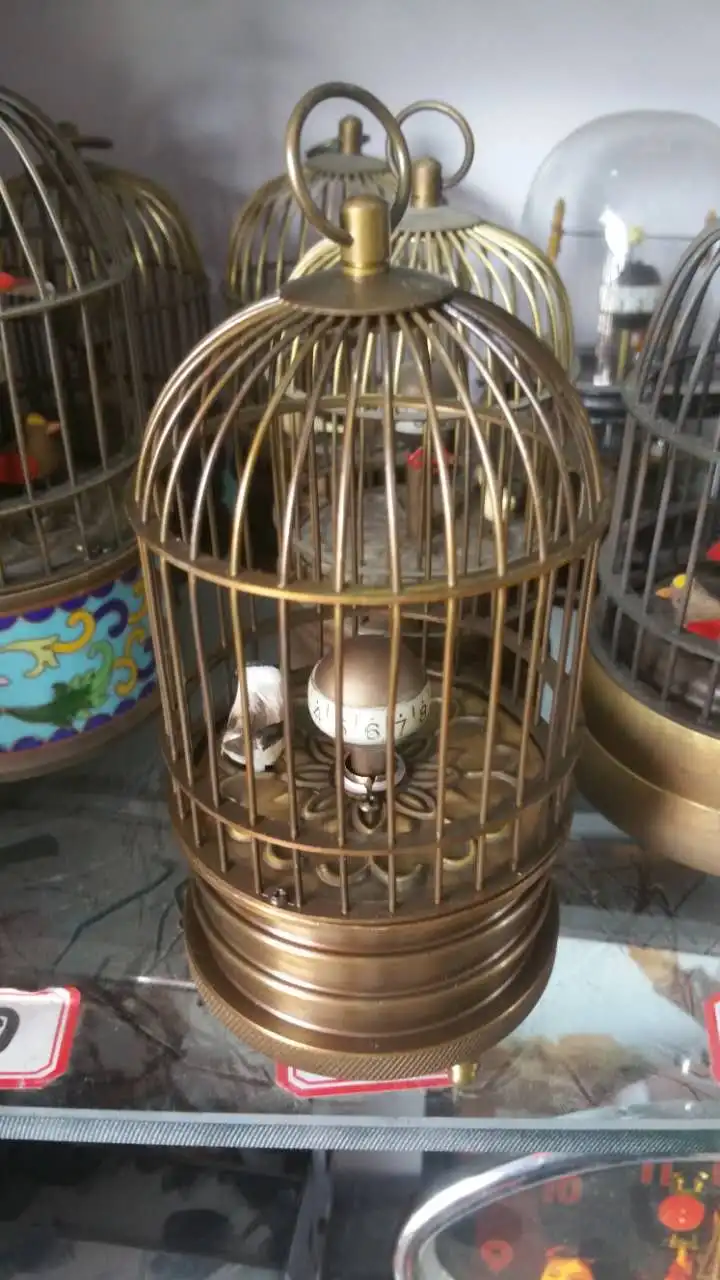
0 550 157 779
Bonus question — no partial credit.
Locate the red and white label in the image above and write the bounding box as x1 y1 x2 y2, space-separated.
704 994 720 1083
0 987 80 1089
276 1064 451 1098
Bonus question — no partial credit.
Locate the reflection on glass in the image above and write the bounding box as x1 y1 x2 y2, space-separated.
402 1155 720 1280
522 110 720 459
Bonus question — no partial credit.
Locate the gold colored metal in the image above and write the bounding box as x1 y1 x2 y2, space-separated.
412 158 444 210
580 217 720 870
281 98 453 316
280 263 454 318
339 115 364 155
578 648 720 873
450 1062 478 1088
131 83 608 1076
393 100 475 192
0 90 152 779
340 195 391 277
54 122 211 402
285 85 411 250
226 84 396 306
547 198 565 263
291 99 574 370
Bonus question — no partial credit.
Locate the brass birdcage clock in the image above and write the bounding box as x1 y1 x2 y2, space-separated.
293 100 574 371
131 84 607 1076
226 97 395 306
54 123 211 404
0 89 151 780
579 219 720 872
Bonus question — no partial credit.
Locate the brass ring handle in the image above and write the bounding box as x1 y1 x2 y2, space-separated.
285 82 411 248
392 100 474 190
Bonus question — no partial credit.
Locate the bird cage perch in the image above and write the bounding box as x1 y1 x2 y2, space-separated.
0 88 152 781
54 122 211 405
131 83 607 1077
225 94 395 307
579 219 720 872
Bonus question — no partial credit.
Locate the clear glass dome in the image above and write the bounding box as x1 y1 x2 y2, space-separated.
522 110 720 449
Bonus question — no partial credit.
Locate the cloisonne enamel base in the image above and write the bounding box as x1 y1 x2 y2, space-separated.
0 548 157 780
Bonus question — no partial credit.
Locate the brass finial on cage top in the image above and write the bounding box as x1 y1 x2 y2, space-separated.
292 98 574 370
338 114 364 155
395 99 475 211
411 157 444 210
131 82 608 1078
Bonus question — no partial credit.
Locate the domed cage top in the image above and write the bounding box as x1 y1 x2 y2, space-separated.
292 100 574 373
131 84 607 1078
47 123 210 406
521 110 720 458
0 89 144 593
226 93 395 306
581 219 720 870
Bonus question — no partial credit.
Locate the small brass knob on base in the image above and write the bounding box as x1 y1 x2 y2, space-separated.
450 1062 478 1089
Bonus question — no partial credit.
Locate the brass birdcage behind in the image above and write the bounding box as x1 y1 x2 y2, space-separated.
291 101 574 373
53 123 211 405
226 98 395 306
579 220 720 872
0 88 153 780
131 84 607 1077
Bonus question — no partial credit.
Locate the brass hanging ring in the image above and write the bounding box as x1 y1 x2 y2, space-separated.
392 100 475 190
285 82 411 247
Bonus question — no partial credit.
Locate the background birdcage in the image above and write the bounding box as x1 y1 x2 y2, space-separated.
292 99 574 373
521 110 720 465
579 219 720 873
131 84 607 1077
0 87 153 781
50 122 211 405
288 100 579 606
225 91 395 307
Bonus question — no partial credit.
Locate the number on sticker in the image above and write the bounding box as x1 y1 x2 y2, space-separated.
0 1009 20 1053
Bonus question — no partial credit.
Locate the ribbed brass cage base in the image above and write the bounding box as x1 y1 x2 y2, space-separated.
184 873 558 1079
579 644 720 874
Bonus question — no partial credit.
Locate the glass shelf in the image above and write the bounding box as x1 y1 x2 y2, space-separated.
2 720 720 1153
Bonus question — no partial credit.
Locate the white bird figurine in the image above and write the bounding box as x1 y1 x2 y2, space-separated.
599 206 630 276
221 665 285 772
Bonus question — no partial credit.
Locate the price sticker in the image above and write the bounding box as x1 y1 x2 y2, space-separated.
0 987 80 1089
704 994 720 1083
276 1063 451 1098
